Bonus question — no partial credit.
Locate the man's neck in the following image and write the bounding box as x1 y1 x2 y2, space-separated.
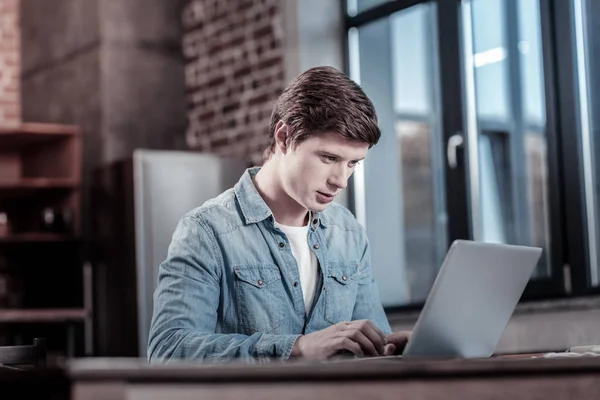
253 162 309 227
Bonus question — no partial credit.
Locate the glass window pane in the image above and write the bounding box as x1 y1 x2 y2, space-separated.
391 6 431 115
479 132 512 244
525 132 550 277
349 3 446 306
518 0 546 126
472 0 510 121
398 120 443 302
469 0 552 277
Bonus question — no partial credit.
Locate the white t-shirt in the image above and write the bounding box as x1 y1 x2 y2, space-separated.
274 215 319 315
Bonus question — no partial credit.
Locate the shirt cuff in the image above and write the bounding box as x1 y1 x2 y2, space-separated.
255 334 302 360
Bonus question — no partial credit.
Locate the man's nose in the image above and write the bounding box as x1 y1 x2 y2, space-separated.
328 167 349 190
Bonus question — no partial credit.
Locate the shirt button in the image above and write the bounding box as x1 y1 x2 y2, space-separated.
313 219 318 225
342 276 347 281
293 282 299 287
313 244 319 249
279 242 285 248
258 279 263 286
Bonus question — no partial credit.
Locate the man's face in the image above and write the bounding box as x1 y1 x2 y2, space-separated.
279 131 369 212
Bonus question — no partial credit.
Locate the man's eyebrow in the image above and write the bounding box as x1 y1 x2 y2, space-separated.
318 150 365 162
318 150 340 158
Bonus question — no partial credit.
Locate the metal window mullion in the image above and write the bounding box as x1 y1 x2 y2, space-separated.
573 0 598 285
505 0 531 245
460 0 482 241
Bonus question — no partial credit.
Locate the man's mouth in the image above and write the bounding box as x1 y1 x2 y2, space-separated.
317 191 335 198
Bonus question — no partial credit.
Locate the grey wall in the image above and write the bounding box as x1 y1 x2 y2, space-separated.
20 0 103 181
99 0 187 162
20 0 187 238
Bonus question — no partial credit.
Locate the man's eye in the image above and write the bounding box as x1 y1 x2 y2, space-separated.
350 161 361 167
323 155 336 162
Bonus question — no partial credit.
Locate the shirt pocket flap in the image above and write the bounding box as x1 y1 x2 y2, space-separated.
328 262 361 285
234 265 281 288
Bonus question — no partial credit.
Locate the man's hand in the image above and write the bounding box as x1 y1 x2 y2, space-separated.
291 320 387 359
382 331 412 356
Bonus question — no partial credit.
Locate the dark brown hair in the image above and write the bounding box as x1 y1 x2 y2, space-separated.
264 66 381 161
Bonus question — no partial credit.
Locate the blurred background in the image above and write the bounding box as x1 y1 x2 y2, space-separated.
0 0 598 363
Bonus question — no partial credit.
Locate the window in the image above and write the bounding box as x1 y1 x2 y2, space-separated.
346 0 600 307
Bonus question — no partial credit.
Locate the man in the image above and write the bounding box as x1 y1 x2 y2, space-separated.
148 66 410 362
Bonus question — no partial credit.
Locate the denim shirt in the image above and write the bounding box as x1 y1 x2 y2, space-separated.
147 167 391 363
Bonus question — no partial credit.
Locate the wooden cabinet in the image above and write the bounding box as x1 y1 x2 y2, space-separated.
0 123 91 362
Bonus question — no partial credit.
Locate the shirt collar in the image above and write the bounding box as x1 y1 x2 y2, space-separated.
234 167 272 224
234 167 329 228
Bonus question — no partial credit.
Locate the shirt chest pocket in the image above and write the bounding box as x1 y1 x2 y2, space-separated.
324 262 364 324
234 265 285 333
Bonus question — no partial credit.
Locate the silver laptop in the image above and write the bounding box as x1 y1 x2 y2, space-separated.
401 240 542 359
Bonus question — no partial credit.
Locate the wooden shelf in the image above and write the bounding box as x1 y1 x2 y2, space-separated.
0 122 85 355
0 178 79 198
0 233 81 244
0 308 87 323
0 123 80 150
0 178 79 189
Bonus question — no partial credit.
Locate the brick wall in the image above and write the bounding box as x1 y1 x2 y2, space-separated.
0 0 20 126
182 0 284 164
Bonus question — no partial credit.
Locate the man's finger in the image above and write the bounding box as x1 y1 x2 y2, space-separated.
335 337 364 358
353 320 386 353
383 343 396 356
346 328 380 356
385 331 411 353
365 320 386 342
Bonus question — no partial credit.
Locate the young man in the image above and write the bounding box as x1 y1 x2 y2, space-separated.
148 66 410 362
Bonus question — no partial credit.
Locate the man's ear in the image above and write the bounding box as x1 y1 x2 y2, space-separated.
274 121 291 154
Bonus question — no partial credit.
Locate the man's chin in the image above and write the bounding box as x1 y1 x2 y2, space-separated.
311 202 330 212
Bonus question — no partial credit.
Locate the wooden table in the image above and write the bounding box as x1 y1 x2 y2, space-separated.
66 355 600 400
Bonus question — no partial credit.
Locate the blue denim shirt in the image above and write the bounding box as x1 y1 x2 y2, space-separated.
148 167 391 363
